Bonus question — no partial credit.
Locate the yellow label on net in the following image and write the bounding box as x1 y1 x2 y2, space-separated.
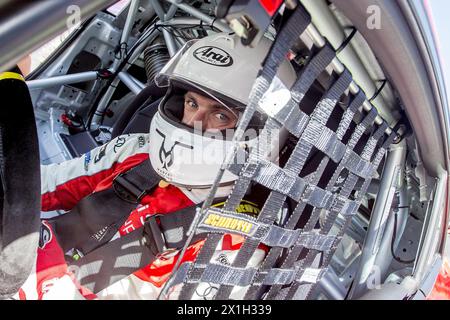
202 212 255 235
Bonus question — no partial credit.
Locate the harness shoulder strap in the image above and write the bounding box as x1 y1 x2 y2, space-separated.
69 204 201 293
68 196 256 294
49 159 161 255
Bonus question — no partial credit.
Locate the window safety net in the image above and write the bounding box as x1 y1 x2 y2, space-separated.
160 4 398 300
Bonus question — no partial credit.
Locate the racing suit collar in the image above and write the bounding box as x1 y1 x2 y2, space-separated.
178 185 234 204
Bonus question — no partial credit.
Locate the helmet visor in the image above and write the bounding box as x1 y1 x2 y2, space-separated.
159 79 267 138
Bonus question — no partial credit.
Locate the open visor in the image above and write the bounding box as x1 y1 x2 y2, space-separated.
158 78 269 139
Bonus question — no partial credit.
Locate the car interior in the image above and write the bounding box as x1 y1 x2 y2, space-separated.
0 0 447 300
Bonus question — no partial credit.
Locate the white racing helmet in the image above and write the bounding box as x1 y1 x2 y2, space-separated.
149 33 296 188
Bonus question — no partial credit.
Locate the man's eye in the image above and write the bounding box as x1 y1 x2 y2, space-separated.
186 100 197 109
215 113 230 122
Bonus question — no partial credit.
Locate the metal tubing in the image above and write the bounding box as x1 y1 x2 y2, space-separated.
412 255 443 299
92 77 120 123
121 0 141 47
162 28 179 57
302 0 379 97
349 140 407 299
300 0 394 134
150 0 179 56
164 17 204 26
373 186 409 283
127 29 161 66
163 0 231 32
111 0 141 72
150 0 166 20
394 194 409 249
128 73 146 90
413 169 447 283
358 276 418 300
90 30 160 127
26 71 98 90
118 72 144 94
165 0 180 20
93 0 229 127
174 34 188 47
318 268 347 300
0 0 117 72
303 24 390 133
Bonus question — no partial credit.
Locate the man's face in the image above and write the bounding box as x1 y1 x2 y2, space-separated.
181 91 239 131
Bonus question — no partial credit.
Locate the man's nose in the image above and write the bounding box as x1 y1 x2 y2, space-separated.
185 109 208 129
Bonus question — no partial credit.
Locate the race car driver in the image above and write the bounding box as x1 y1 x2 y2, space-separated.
14 32 296 300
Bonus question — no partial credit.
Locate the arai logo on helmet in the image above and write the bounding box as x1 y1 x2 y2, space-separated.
193 46 233 67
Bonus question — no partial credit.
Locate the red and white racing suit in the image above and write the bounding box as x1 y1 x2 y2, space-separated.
15 134 266 300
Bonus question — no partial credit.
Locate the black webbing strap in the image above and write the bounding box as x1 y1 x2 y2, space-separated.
69 203 202 293
297 131 398 300
165 3 398 301
272 123 391 300
209 46 336 299
176 5 312 300
287 129 397 300
262 93 375 300
69 221 156 293
215 70 352 300
49 159 161 255
244 79 364 300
